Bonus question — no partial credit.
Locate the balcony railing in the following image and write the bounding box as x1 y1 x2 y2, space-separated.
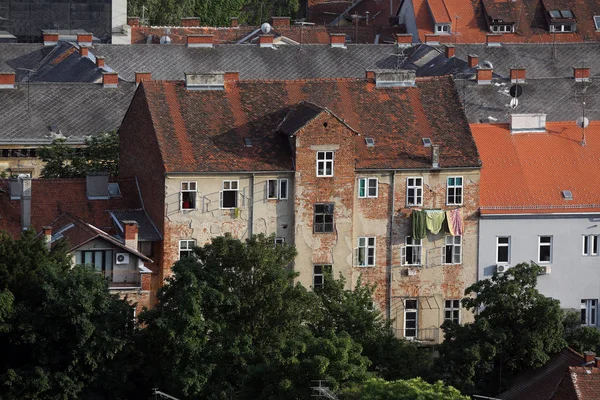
393 327 440 344
94 267 151 290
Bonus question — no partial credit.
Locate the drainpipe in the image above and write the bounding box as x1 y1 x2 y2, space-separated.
387 171 396 321
249 173 255 238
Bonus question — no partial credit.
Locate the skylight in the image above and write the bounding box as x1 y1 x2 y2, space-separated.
549 10 561 18
594 16 600 30
51 223 75 242
560 10 573 18
365 137 375 147
244 138 253 147
562 190 573 200
422 138 432 147
108 182 121 197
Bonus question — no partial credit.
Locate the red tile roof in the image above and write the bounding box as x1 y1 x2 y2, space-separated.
472 121 600 215
427 0 452 24
131 75 480 173
566 366 600 399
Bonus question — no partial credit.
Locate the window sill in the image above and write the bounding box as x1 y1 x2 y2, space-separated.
357 265 375 268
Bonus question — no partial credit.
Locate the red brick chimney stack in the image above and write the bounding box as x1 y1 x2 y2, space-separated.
43 226 52 250
0 72 16 89
468 54 479 68
96 56 105 68
122 221 139 250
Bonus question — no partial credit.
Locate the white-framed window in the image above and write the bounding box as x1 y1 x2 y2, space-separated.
357 237 376 267
538 236 552 263
220 180 239 209
551 23 574 32
496 236 510 264
446 176 463 205
406 177 423 206
492 24 512 32
436 24 450 33
314 203 335 233
316 151 334 177
444 299 460 324
267 179 288 200
581 299 597 326
181 181 197 210
274 237 285 246
404 299 418 339
443 235 462 264
583 235 599 256
358 178 378 198
179 239 196 259
401 236 422 266
313 264 332 289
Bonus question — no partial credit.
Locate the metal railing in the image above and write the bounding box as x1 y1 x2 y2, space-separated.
394 327 440 344
97 270 141 288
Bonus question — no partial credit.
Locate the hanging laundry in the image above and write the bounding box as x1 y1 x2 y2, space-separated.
447 208 464 236
425 210 445 234
446 210 456 235
412 210 427 240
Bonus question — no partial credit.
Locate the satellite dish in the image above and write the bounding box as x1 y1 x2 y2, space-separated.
576 117 590 128
481 60 494 69
509 84 523 98
261 23 272 33
510 98 518 109
160 35 171 44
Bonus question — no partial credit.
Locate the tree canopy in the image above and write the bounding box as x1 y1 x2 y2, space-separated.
341 378 470 400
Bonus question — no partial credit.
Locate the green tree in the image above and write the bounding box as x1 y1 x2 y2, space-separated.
38 131 119 178
341 377 469 400
563 310 600 354
436 262 566 395
0 230 136 400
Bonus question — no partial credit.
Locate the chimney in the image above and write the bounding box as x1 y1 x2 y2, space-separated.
259 34 274 48
329 33 346 48
86 172 110 199
135 72 152 86
432 145 440 169
445 44 455 58
96 56 105 68
477 67 493 85
122 220 139 250
181 17 201 27
584 351 596 364
127 17 140 27
510 67 526 83
77 33 93 47
224 71 239 82
20 176 31 230
79 45 89 57
468 54 479 68
424 34 440 45
510 114 546 133
0 72 16 89
187 34 214 48
43 32 59 46
365 70 376 82
395 33 413 47
486 33 502 47
43 226 52 250
185 72 225 90
574 66 590 82
271 17 291 28
102 72 119 88
230 17 239 27
370 69 416 88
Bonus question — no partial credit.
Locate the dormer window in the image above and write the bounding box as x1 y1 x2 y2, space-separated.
547 9 576 33
491 24 512 33
435 24 450 34
551 24 574 32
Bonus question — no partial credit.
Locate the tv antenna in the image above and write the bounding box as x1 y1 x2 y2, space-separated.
152 388 180 400
311 380 338 399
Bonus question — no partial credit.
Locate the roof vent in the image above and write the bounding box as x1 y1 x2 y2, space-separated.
365 137 375 147
244 138 253 147
185 72 225 90
370 70 416 88
562 190 573 200
422 138 432 147
510 113 546 133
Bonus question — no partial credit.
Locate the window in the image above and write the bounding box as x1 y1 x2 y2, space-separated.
79 250 114 272
181 181 197 210
316 151 334 177
446 177 463 205
274 237 285 246
444 300 460 324
406 177 423 206
313 264 332 289
221 180 238 209
267 179 288 200
552 24 573 32
581 299 597 326
404 299 418 339
496 236 510 263
357 237 376 267
358 178 378 198
538 236 552 263
401 236 422 266
179 239 196 259
583 235 599 256
444 235 462 264
436 24 450 33
314 203 334 233
594 16 600 31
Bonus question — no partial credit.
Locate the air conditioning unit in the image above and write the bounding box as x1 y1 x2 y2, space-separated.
115 253 130 264
539 265 551 275
496 264 510 273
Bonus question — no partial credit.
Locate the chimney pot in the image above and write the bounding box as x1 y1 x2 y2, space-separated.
96 56 105 68
468 54 479 68
395 33 413 47
445 44 455 58
79 45 89 57
424 34 440 45
486 33 502 47
102 72 119 88
77 33 93 47
230 17 239 27
271 17 291 28
122 220 139 250
259 34 274 48
574 66 590 82
181 17 201 27
135 72 152 86
0 72 16 89
43 32 59 46
43 226 52 250
329 33 346 48
432 144 440 169
510 67 526 83
187 34 214 48
477 67 493 85
584 351 596 364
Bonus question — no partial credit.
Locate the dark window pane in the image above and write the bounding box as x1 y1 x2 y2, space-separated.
498 247 509 263
223 191 237 208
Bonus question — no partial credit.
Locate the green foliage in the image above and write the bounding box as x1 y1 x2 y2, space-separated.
563 310 600 354
341 377 469 400
38 131 119 178
436 262 566 395
0 230 135 400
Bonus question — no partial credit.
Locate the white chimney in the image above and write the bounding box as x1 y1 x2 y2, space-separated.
43 226 53 250
510 114 546 133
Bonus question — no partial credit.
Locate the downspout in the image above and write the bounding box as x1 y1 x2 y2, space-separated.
387 171 396 321
249 173 255 238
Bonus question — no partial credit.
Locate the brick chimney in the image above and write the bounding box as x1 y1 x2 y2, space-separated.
486 33 502 47
445 44 455 58
259 34 274 48
329 33 346 48
79 46 89 57
468 54 479 68
127 17 140 27
584 351 596 364
224 71 240 82
187 34 213 48
181 17 201 27
477 67 493 84
432 145 440 169
395 33 413 47
43 32 59 46
0 72 16 89
122 220 139 250
574 66 590 82
77 33 93 47
43 226 52 250
102 72 119 88
424 34 440 45
135 72 152 86
96 56 105 68
271 17 290 28
510 67 526 83
230 17 239 27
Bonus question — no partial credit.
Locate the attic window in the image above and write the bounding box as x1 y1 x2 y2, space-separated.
48 125 60 134
594 16 600 30
365 138 375 147
422 138 432 147
562 190 573 200
108 182 121 197
51 223 75 242
549 10 561 18
244 138 253 147
560 10 573 18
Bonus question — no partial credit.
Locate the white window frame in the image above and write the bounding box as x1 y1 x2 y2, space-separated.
404 299 418 339
316 151 334 177
180 181 198 210
446 176 463 206
179 239 196 260
582 235 599 256
538 235 553 263
443 235 462 265
401 236 422 266
406 177 423 206
267 179 288 200
496 236 510 264
444 299 460 324
435 24 450 34
552 23 573 32
220 180 239 209
358 177 378 198
274 237 285 246
313 264 332 289
581 299 597 326
357 237 376 267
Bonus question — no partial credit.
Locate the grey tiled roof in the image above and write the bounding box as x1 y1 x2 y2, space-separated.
0 43 51 79
110 209 162 242
27 42 103 83
0 82 135 144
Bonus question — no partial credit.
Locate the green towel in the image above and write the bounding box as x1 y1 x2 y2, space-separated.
412 210 427 240
426 210 446 235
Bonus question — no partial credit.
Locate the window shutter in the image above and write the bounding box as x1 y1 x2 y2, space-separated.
353 247 359 266
178 191 182 211
359 179 365 197
219 191 223 209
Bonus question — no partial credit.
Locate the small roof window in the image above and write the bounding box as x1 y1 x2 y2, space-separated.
365 137 375 147
562 190 573 200
244 138 253 147
108 182 121 197
560 10 573 18
594 16 600 30
51 223 74 242
422 138 432 147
